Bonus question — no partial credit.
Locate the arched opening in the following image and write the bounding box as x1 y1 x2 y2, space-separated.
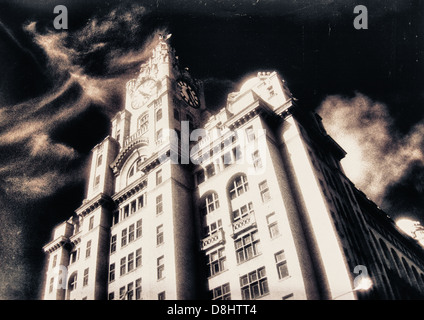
67 271 78 300
227 174 249 200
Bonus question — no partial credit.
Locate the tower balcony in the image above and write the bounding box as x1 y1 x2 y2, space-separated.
232 213 257 237
124 129 149 148
200 228 225 251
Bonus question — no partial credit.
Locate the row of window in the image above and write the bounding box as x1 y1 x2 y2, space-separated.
109 248 142 281
109 254 165 283
200 177 270 218
113 194 146 225
108 278 142 300
195 147 263 186
205 230 288 280
112 191 164 228
209 262 287 300
111 220 164 254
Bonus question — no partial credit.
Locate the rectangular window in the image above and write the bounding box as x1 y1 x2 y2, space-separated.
123 205 129 219
128 253 134 272
157 256 165 280
131 200 137 214
108 292 115 300
206 164 216 178
136 219 142 238
89 216 94 230
116 130 120 142
267 213 280 239
119 287 126 300
127 282 134 300
109 263 115 282
49 277 54 293
138 194 145 210
83 268 89 286
110 235 117 253
222 151 232 168
156 169 162 185
94 175 100 186
240 267 269 300
259 180 271 202
232 146 242 162
120 257 126 276
86 240 92 258
211 283 231 300
252 150 263 169
232 202 254 222
158 291 166 300
156 195 163 215
204 219 222 237
136 248 142 268
157 225 164 245
121 228 127 247
112 211 119 225
135 278 142 300
70 251 77 264
275 251 289 280
246 126 255 142
52 255 57 268
128 224 135 243
235 231 260 264
207 248 226 277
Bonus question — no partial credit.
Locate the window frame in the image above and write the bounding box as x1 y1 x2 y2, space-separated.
229 175 249 200
235 231 260 264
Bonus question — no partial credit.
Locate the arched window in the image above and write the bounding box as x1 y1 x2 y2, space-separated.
156 108 162 121
127 159 142 185
391 248 403 276
97 154 103 167
402 257 412 281
379 238 392 267
137 112 149 133
68 272 78 292
200 192 220 215
229 174 249 200
411 266 423 290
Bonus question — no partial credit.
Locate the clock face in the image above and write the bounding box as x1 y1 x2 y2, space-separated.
131 79 157 109
178 80 200 108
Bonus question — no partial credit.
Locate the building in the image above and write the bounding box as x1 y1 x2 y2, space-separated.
41 34 424 300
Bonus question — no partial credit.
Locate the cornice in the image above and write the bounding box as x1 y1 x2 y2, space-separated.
75 193 114 217
42 236 70 254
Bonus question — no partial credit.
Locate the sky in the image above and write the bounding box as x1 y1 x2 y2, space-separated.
0 0 423 299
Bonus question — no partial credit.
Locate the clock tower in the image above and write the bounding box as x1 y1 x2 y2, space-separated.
104 34 205 299
109 35 205 188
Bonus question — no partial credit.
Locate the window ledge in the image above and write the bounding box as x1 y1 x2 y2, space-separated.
207 269 229 280
236 253 262 266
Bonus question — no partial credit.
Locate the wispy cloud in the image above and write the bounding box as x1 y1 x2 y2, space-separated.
0 4 163 202
318 93 424 205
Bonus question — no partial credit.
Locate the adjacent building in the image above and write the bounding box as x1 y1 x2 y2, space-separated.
41 35 424 300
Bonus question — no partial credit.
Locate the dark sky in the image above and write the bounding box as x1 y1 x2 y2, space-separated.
0 0 423 299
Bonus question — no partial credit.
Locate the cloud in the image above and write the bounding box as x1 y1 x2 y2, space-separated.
29 133 76 159
318 93 424 205
0 4 165 200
